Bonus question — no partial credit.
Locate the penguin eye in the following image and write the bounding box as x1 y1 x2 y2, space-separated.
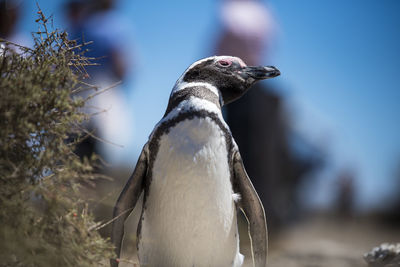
217 60 232 67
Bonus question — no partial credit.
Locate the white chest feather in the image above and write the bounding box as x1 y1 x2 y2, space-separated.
139 117 243 267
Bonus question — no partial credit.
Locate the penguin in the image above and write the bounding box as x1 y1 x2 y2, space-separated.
110 56 280 267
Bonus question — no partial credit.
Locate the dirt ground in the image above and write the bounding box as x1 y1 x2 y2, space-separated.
115 210 400 267
266 215 400 267
89 171 400 267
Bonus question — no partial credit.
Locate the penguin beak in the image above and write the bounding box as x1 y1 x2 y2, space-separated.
240 66 280 81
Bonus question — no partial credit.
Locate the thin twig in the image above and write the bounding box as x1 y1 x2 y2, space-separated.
89 188 119 211
0 38 34 52
74 123 124 148
84 81 122 102
90 207 133 231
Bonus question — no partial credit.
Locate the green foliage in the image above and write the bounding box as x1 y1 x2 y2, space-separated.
0 10 114 267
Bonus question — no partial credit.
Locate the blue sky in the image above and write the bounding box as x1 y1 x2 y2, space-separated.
18 0 400 210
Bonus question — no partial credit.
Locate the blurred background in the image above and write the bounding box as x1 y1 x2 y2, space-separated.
2 0 399 266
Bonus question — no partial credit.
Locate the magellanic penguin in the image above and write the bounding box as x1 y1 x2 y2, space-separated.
111 56 280 267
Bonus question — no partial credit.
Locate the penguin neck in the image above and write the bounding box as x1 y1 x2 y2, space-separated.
163 82 223 118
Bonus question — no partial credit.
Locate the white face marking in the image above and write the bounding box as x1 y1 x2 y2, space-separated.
170 55 248 108
172 55 247 93
217 55 247 68
173 56 217 88
172 81 220 97
187 56 217 71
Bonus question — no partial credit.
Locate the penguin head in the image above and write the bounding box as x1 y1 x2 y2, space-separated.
180 56 280 105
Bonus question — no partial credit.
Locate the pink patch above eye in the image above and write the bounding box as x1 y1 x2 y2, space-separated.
238 59 247 68
218 60 232 66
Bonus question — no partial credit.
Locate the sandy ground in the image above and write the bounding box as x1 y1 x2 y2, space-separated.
89 171 400 267
92 192 400 266
267 215 400 267
114 209 400 267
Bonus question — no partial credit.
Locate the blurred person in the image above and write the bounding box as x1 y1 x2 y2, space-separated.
381 161 400 224
216 0 321 234
65 0 135 164
67 0 131 81
393 163 400 222
216 0 275 66
0 0 19 40
65 0 88 43
0 0 32 52
335 169 355 217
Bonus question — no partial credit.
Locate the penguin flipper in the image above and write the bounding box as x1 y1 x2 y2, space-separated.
232 150 267 267
110 144 148 267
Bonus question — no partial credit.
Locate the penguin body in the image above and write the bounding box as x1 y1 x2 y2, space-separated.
139 103 241 266
111 56 280 267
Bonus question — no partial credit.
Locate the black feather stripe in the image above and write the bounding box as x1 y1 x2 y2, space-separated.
163 86 221 117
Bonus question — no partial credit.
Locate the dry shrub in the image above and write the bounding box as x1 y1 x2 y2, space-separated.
0 9 114 267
